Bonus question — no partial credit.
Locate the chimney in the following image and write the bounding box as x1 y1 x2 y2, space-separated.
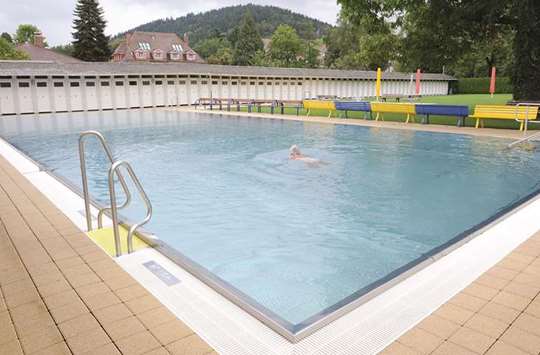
33 32 45 48
183 33 189 46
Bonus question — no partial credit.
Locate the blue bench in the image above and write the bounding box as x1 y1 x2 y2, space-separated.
334 101 371 119
415 104 469 127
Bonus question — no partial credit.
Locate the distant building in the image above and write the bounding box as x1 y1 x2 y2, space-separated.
112 31 204 63
16 32 82 64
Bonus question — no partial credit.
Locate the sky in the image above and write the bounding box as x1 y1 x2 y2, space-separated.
1 0 340 46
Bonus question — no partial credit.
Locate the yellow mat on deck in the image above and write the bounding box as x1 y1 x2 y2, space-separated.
87 226 149 256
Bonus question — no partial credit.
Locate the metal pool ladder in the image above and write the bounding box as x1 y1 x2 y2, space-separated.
78 131 152 257
508 103 540 149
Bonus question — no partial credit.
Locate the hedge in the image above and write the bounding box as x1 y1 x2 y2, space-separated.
456 77 513 94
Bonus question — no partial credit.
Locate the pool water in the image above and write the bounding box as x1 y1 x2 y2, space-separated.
2 109 540 331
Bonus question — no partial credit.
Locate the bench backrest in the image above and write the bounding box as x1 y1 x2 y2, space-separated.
303 100 336 110
370 102 416 114
473 105 539 120
415 104 469 116
334 101 371 112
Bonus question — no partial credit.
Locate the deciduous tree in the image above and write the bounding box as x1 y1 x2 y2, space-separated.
0 37 29 60
269 25 303 67
14 24 40 44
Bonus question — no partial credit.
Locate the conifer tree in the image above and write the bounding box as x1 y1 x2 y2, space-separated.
72 0 111 61
233 11 264 66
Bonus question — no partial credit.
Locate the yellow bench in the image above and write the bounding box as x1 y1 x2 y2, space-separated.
303 100 336 118
470 105 539 131
370 102 416 123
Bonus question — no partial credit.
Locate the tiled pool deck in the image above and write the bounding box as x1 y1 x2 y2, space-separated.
2 109 540 354
0 156 214 354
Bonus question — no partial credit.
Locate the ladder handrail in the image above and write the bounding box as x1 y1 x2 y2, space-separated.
78 131 132 231
108 160 152 256
508 103 540 148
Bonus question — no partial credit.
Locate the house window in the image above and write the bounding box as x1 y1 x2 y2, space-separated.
190 81 197 85
18 82 30 88
86 82 95 87
37 82 47 87
172 44 183 52
178 81 186 85
100 82 110 86
0 82 11 88
201 81 207 85
155 81 163 85
142 81 150 86
240 82 246 86
70 82 80 87
259 82 264 85
129 81 137 86
231 82 237 85
54 82 64 87
138 42 151 50
115 81 124 86
167 81 175 85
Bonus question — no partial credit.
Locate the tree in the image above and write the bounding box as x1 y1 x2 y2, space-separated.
72 0 111 61
512 0 540 100
303 41 320 68
0 37 29 60
14 24 40 44
208 47 234 65
269 25 303 67
1 32 13 44
233 10 264 65
51 44 75 57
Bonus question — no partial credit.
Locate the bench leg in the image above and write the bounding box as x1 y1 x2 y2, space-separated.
328 110 332 118
475 119 480 128
519 121 525 131
307 109 311 117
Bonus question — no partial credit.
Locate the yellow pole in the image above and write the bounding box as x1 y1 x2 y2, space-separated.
376 67 382 100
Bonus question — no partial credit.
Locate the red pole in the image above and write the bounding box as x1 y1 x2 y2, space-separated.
489 67 496 97
415 69 421 95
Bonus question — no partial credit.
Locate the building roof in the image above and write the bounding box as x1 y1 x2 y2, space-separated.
16 43 83 64
113 31 204 63
0 61 456 81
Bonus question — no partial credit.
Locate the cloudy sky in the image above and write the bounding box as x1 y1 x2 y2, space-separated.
1 0 340 46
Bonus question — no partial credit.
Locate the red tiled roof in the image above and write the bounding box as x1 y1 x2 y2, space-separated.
112 31 204 63
16 43 83 64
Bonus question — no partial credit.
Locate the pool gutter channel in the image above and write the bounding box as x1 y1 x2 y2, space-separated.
2 126 540 344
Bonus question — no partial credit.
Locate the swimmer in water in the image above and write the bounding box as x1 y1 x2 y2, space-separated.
289 145 327 166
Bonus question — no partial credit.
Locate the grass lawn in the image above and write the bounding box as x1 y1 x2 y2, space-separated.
228 94 537 130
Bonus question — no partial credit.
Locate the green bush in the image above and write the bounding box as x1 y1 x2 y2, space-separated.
456 77 513 94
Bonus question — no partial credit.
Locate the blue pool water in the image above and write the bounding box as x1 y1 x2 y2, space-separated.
1 109 540 329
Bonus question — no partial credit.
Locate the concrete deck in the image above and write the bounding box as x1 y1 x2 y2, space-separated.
0 155 214 355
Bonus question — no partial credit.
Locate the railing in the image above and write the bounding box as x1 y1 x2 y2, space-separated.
108 160 152 256
78 131 131 232
79 131 152 257
509 102 540 148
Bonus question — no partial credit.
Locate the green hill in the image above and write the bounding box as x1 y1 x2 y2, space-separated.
117 4 332 46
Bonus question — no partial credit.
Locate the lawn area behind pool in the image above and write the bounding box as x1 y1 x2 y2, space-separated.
237 94 536 130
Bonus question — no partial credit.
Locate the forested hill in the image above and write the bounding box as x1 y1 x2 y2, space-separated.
118 4 332 46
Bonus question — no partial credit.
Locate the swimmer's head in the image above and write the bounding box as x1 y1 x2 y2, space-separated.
289 145 301 158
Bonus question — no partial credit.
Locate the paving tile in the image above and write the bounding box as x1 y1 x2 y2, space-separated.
137 307 176 329
82 342 122 355
464 313 509 338
513 272 540 286
58 312 101 338
461 282 499 301
83 291 121 311
50 298 89 324
66 326 112 354
491 290 531 311
125 295 162 315
397 327 443 354
38 278 73 297
475 274 510 290
43 289 79 310
503 280 540 299
143 347 170 355
19 324 64 354
500 324 540 354
149 320 194 346
31 342 71 355
103 274 137 291
431 341 476 355
166 334 213 355
66 272 102 288
0 339 24 355
433 303 474 325
479 301 521 324
92 303 133 325
115 330 161 355
512 313 540 337
380 342 421 355
448 326 495 354
525 299 540 318
485 340 529 355
114 284 148 302
103 316 146 341
416 315 460 340
486 265 519 281
448 292 488 312
75 281 110 300
0 311 17 346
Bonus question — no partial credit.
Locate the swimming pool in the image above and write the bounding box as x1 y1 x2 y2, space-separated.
2 109 540 339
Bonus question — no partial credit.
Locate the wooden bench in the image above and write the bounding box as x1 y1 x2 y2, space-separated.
303 100 336 117
415 104 469 127
334 101 371 119
370 102 416 123
470 105 539 131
